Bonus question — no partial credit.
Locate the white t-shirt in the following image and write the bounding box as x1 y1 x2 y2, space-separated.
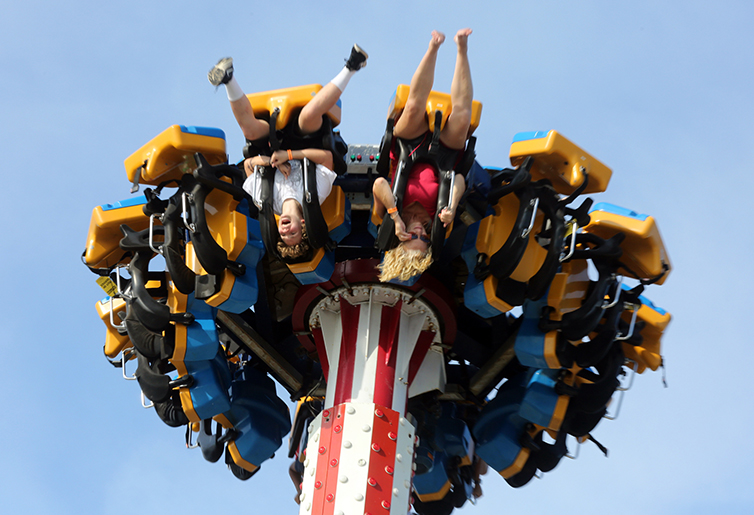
242 160 337 214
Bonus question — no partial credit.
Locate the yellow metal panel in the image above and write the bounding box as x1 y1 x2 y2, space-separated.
204 270 236 308
582 211 671 284
475 194 520 257
509 130 612 194
124 125 227 185
499 447 531 479
547 395 570 432
543 332 561 370
322 186 346 232
388 84 482 135
287 247 326 275
179 386 200 424
416 480 452 503
204 185 246 260
96 297 130 358
84 203 150 269
245 84 341 129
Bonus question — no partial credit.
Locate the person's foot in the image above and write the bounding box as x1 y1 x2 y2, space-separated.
454 28 472 50
208 57 233 86
345 44 368 71
429 30 446 51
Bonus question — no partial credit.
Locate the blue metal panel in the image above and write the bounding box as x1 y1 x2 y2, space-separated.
514 296 553 369
213 211 265 314
186 350 232 420
590 202 649 221
511 130 550 143
223 368 291 468
178 125 226 139
184 294 219 362
520 369 562 428
294 251 336 285
473 374 530 473
99 195 147 211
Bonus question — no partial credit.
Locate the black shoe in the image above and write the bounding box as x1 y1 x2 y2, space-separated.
208 57 234 86
344 44 368 71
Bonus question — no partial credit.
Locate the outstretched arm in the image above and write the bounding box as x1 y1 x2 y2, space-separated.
439 174 466 226
372 177 411 241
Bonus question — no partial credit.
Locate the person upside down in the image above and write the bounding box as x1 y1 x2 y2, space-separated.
208 44 368 259
372 29 473 282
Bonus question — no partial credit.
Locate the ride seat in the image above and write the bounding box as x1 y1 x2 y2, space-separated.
509 130 612 195
96 296 130 359
245 84 341 131
84 196 149 270
168 285 232 422
621 293 671 373
583 203 672 285
461 198 548 317
387 84 482 136
214 367 291 474
125 125 227 189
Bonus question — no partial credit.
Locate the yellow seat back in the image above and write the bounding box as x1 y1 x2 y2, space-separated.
246 84 341 130
509 130 612 194
124 125 227 186
388 84 482 136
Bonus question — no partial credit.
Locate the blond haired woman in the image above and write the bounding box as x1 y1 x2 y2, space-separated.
372 29 472 282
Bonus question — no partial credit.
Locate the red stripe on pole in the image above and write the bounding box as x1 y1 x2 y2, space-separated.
334 300 360 405
364 406 400 514
374 301 402 409
311 408 335 512
318 404 345 515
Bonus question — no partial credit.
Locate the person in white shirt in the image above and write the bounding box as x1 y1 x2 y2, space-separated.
208 44 368 258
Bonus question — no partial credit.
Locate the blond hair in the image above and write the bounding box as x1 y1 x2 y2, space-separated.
378 243 433 282
277 225 310 260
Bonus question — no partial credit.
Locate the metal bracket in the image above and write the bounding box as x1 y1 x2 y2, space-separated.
181 192 196 233
521 197 540 238
148 214 163 255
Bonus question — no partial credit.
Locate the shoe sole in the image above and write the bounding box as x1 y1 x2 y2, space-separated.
208 57 233 86
348 45 368 70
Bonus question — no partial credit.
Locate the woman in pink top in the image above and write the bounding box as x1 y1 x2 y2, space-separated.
372 29 473 282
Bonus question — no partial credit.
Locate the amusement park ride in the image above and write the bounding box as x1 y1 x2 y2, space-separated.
83 83 672 515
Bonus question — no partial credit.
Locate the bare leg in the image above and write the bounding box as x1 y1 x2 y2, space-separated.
297 82 343 134
393 31 446 140
230 94 270 141
298 45 368 134
440 28 474 150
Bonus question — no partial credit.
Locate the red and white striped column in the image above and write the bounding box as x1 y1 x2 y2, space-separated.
299 285 444 515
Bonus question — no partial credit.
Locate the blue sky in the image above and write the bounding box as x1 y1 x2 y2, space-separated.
1 1 752 513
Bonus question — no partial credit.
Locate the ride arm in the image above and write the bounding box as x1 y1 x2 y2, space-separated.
439 173 466 226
